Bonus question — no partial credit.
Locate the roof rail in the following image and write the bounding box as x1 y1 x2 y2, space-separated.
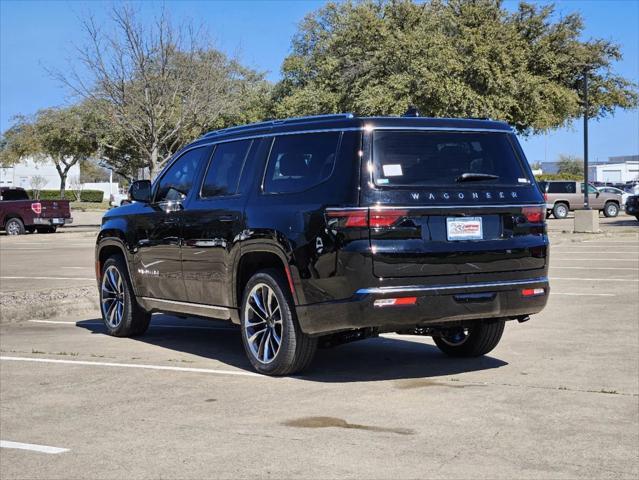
203 113 354 138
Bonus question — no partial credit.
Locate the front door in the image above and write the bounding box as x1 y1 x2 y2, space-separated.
580 183 605 209
181 139 256 306
132 146 211 301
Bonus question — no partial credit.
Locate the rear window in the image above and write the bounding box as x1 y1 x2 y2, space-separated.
0 189 29 201
372 131 529 187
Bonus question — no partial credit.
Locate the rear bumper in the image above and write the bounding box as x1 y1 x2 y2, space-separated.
296 276 549 336
32 217 73 226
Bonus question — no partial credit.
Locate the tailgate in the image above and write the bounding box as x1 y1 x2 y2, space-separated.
370 205 547 278
39 200 71 219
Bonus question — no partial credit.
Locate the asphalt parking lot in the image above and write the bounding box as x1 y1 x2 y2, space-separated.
1 215 638 479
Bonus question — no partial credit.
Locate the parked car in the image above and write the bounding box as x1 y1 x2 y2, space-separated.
95 114 549 375
109 189 130 207
0 187 72 235
597 186 630 208
625 195 639 221
537 180 620 219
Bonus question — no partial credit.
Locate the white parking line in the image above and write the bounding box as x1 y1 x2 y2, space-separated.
28 320 235 331
550 277 638 282
550 266 638 271
551 292 616 297
0 276 94 281
0 356 260 377
551 258 632 261
0 440 69 454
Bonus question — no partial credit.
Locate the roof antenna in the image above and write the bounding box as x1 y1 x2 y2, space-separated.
404 105 419 117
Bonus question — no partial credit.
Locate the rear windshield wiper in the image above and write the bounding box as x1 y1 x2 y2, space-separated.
455 173 500 183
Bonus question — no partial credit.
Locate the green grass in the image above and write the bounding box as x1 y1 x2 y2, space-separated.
70 201 110 212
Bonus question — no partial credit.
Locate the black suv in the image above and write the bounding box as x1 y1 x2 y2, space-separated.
95 114 549 375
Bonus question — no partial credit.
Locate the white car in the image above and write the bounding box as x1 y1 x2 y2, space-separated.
597 186 631 208
109 191 130 207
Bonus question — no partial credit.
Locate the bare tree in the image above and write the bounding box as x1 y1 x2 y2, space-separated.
29 175 47 200
59 6 259 178
69 176 84 202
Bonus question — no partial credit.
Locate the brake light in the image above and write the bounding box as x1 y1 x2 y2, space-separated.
522 206 545 223
521 288 545 297
543 193 548 202
326 208 407 228
369 209 408 228
374 297 417 307
31 202 42 215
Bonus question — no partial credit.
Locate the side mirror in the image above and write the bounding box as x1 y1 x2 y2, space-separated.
129 180 152 203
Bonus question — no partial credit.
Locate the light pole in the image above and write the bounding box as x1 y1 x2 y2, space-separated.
583 69 590 209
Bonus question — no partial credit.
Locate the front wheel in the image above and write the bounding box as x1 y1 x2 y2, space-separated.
240 269 317 375
433 319 505 357
603 202 619 218
100 255 151 337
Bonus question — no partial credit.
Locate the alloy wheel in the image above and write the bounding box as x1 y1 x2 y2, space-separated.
6 221 20 235
243 283 283 364
101 265 125 328
439 328 470 347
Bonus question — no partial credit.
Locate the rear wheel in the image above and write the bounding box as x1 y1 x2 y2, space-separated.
603 202 619 217
552 203 569 219
5 218 25 235
100 255 151 337
240 269 317 375
433 319 505 357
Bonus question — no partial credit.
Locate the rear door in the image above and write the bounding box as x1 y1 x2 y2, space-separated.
362 129 547 279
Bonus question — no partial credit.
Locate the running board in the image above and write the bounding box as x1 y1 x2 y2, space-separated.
138 297 238 323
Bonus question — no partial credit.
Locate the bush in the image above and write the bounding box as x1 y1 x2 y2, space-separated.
26 189 104 202
535 173 584 181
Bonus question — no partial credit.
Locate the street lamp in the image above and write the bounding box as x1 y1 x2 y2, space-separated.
583 68 590 209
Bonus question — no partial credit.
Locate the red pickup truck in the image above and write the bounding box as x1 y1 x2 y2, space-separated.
0 187 73 235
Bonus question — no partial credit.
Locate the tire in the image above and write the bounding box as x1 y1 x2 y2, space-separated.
99 255 151 337
5 218 25 235
36 226 57 234
603 202 619 218
240 269 317 375
552 203 569 219
433 319 505 357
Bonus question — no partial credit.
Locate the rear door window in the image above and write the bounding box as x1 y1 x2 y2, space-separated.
547 182 576 194
372 131 529 187
200 140 252 197
263 132 340 194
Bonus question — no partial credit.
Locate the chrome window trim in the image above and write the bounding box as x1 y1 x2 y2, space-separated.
356 277 549 295
327 203 545 210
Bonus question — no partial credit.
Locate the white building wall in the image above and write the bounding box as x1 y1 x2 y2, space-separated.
594 162 639 183
0 157 81 190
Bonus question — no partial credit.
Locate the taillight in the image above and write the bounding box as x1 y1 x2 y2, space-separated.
521 288 545 297
543 193 548 202
326 208 407 228
31 202 42 215
369 209 408 228
374 297 417 307
522 206 545 223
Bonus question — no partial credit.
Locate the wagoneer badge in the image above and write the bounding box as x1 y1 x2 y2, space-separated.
410 191 519 201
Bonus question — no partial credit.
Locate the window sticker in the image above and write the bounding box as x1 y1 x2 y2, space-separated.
382 164 403 177
376 178 389 184
518 178 530 183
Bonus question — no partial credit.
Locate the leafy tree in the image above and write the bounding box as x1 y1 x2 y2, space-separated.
557 154 584 176
0 105 98 197
273 0 638 134
59 6 271 178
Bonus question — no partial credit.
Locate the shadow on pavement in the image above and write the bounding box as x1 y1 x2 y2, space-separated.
603 217 638 227
76 315 508 383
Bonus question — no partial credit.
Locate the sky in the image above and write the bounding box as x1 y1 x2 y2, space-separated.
1 0 638 165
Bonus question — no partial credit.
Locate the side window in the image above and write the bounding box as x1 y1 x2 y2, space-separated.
263 132 340 194
200 140 252 197
155 147 208 202
580 183 597 194
550 182 575 194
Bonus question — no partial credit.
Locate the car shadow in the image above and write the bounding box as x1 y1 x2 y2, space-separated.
76 315 508 383
603 217 638 227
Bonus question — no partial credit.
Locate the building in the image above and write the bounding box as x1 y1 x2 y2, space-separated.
0 157 80 190
591 161 639 184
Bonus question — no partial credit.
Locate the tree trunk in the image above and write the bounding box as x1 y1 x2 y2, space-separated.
59 173 67 199
150 144 159 180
